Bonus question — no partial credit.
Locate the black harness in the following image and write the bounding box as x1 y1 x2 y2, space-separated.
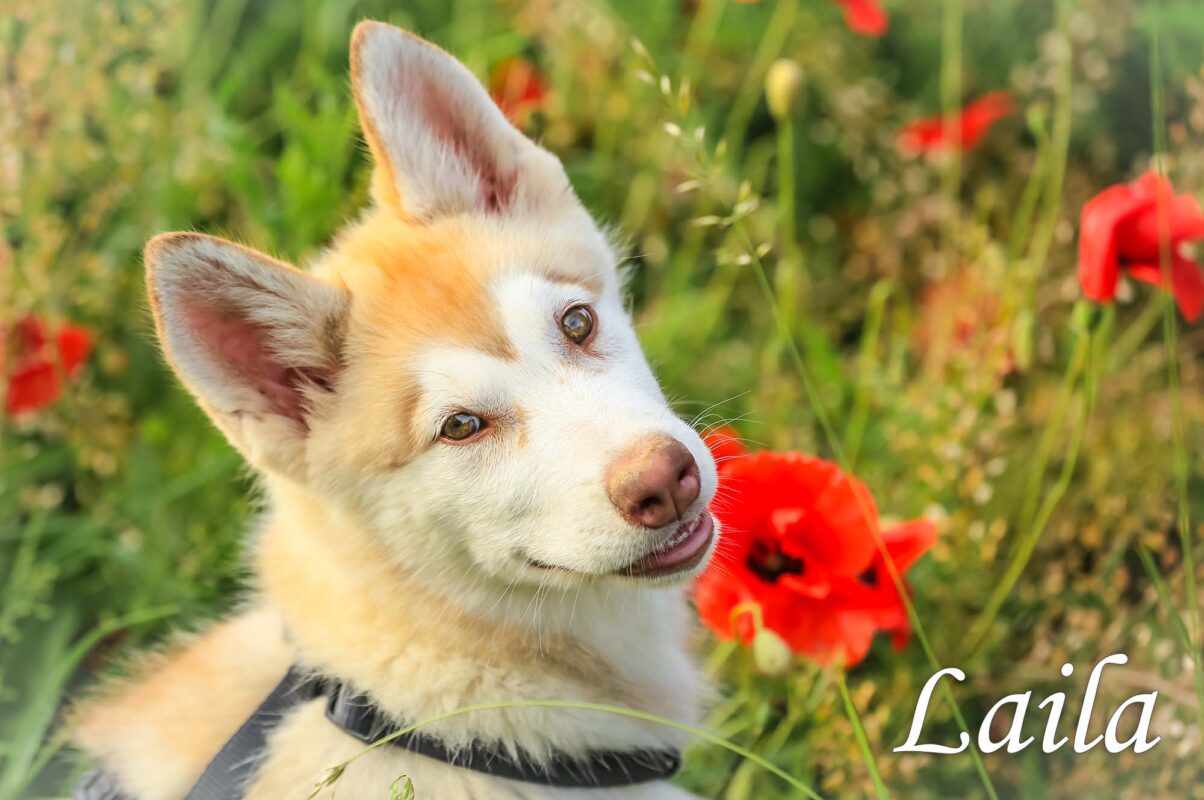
74 665 682 799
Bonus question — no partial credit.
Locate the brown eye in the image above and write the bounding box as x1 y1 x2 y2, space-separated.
560 305 595 345
440 412 484 441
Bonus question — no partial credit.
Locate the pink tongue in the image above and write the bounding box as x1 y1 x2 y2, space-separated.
643 515 713 570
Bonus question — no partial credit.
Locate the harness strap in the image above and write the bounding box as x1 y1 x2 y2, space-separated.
72 767 133 800
74 664 681 798
184 665 317 800
324 681 681 788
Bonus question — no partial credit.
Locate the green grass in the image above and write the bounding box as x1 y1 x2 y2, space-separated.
3 0 1203 797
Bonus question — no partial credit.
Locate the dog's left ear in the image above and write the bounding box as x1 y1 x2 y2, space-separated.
350 20 568 221
145 232 349 481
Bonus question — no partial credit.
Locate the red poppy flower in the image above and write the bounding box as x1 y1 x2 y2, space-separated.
898 91 1014 155
694 430 935 666
832 519 937 650
1078 171 1204 322
703 425 746 465
835 0 888 37
489 57 548 126
3 316 93 415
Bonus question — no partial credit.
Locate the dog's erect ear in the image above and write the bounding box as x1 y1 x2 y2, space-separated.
145 233 349 480
350 20 567 220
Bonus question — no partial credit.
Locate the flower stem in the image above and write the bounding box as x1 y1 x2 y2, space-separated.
963 0 1077 657
844 279 893 469
681 0 728 87
939 0 963 267
1108 293 1166 370
838 671 890 800
965 305 1110 657
722 0 799 161
1022 0 1074 297
777 117 797 252
1148 18 1204 754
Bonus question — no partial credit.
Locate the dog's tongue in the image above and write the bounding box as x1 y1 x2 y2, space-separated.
631 513 714 576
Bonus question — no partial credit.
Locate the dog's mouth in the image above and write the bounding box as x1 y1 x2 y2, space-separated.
620 511 715 578
525 511 715 579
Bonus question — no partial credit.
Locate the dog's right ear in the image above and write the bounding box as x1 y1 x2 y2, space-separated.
145 232 349 480
350 20 568 222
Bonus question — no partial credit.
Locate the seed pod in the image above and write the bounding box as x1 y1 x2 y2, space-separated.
753 628 793 675
766 59 803 121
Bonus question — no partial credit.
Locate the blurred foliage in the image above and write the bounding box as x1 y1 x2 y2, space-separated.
2 0 1204 797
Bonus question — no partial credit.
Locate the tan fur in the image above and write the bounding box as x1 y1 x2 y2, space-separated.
69 607 291 799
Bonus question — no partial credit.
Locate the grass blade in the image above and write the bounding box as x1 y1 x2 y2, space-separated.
837 672 890 800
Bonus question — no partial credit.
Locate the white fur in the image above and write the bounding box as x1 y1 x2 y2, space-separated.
366 272 718 588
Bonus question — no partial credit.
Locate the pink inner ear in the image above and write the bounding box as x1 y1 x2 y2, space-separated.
416 74 516 212
183 299 309 424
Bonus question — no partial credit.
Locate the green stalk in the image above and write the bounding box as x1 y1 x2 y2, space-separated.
1148 18 1204 749
1136 545 1196 669
838 672 890 800
844 280 893 469
1018 305 1092 535
724 664 830 796
777 117 797 252
775 114 803 322
1023 0 1074 295
681 0 728 87
722 0 799 161
1108 294 1166 370
1135 543 1204 733
964 0 1077 656
939 0 963 267
764 667 828 753
773 112 807 422
965 306 1110 657
1006 132 1049 268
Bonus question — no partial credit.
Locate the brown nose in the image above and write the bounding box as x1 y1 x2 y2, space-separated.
606 434 701 529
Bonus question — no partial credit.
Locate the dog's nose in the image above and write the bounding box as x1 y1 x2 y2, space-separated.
606 434 700 529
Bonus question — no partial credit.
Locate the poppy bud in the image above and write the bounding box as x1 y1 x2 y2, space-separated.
765 59 803 122
752 628 793 675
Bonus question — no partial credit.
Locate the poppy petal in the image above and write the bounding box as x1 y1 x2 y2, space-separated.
4 317 92 415
1127 256 1204 322
881 519 938 573
1078 183 1153 303
703 425 747 465
959 92 1014 150
57 325 93 374
6 363 61 414
837 0 888 37
1116 193 1204 262
898 92 1012 154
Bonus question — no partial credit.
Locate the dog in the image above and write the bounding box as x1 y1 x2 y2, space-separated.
69 20 721 800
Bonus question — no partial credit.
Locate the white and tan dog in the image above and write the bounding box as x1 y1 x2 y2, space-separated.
70 20 720 800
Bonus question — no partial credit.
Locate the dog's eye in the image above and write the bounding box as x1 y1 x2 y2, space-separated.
560 305 595 345
440 412 484 442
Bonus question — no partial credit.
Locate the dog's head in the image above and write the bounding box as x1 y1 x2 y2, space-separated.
145 22 718 597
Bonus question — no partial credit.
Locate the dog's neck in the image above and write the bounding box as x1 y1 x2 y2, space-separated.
253 479 705 758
